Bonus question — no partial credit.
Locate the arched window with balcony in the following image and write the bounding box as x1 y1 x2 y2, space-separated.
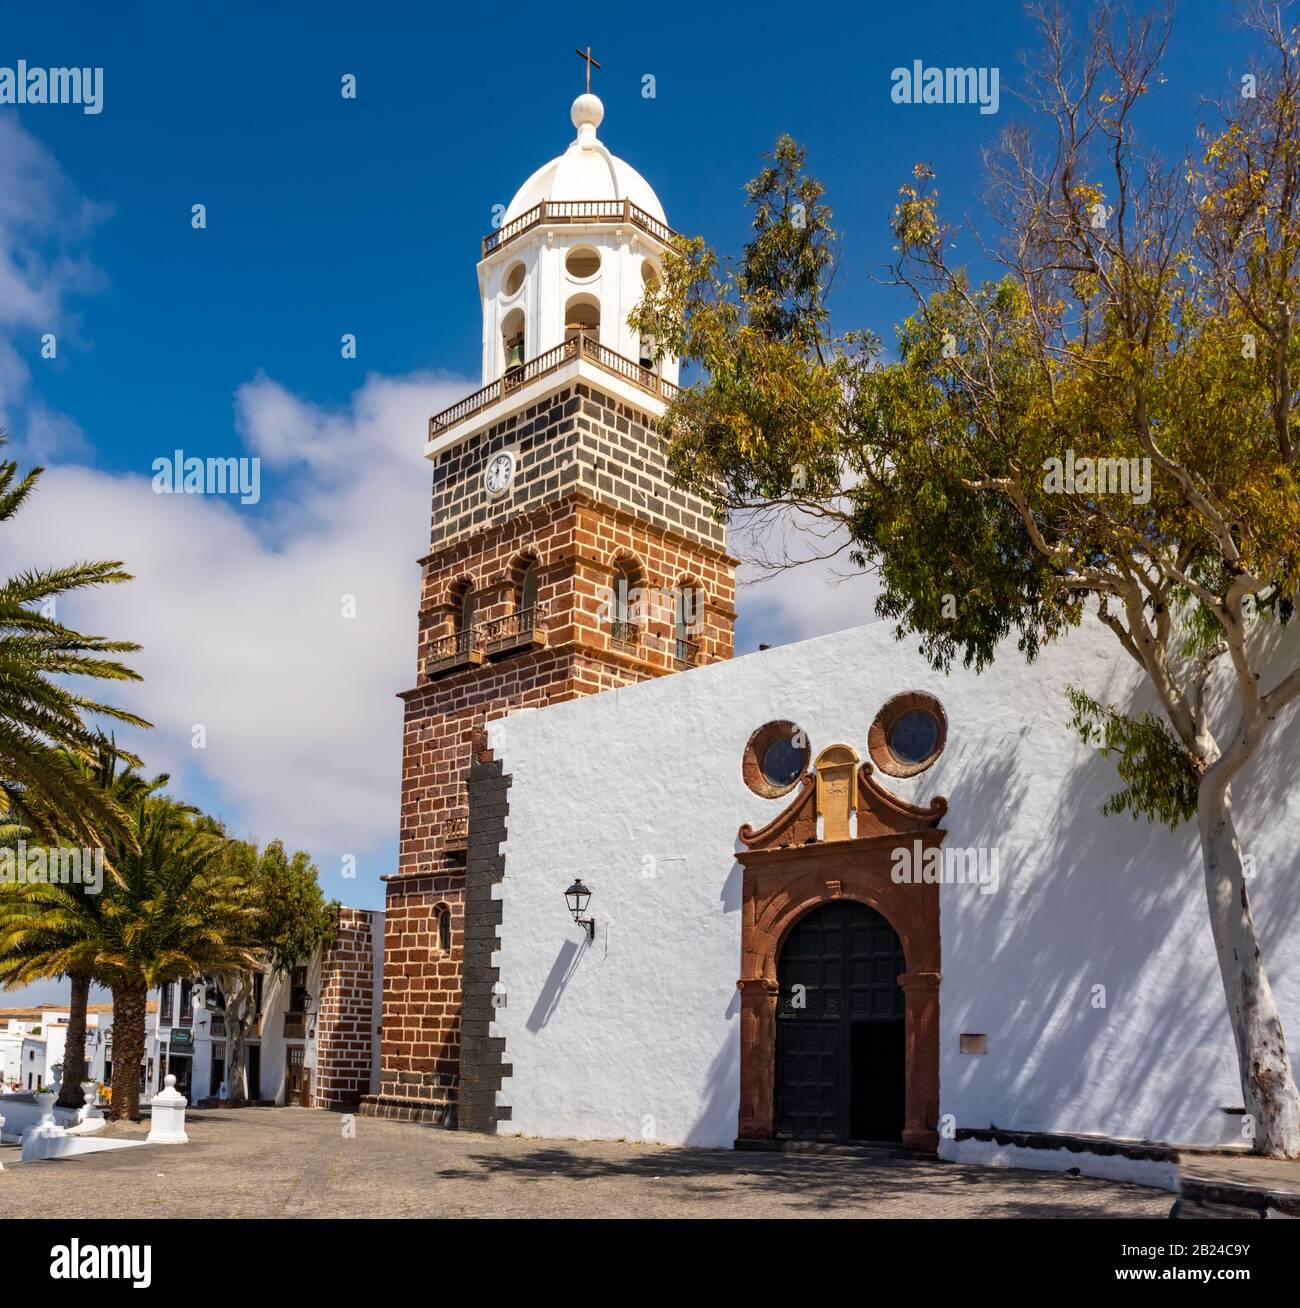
564 294 600 348
639 259 661 371
674 579 705 665
451 580 476 658
517 559 536 614
501 307 526 378
609 557 642 648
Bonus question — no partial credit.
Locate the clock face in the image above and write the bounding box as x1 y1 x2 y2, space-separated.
484 451 514 496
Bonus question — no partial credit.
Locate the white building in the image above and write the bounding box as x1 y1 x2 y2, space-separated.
462 619 1300 1154
363 71 1300 1166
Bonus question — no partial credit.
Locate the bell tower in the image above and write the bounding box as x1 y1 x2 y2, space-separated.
361 75 737 1126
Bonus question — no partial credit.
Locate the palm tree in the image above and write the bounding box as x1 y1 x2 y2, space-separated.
0 738 162 1106
0 792 257 1119
0 432 151 850
95 798 258 1119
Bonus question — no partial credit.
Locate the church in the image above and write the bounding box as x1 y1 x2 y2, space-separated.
359 71 1300 1171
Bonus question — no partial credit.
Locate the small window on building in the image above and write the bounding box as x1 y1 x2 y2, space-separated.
565 246 600 278
435 904 452 954
520 561 540 616
253 971 264 1015
504 261 526 296
743 721 811 799
868 692 948 778
290 967 309 1014
889 711 940 765
674 584 702 664
610 562 639 645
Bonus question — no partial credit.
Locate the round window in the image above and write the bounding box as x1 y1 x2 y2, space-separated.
504 262 526 296
868 693 947 778
743 721 811 798
888 709 940 765
565 246 600 278
762 735 805 788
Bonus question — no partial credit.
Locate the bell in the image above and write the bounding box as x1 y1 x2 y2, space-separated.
507 339 524 370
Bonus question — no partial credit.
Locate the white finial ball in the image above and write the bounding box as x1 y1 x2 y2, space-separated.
571 93 604 132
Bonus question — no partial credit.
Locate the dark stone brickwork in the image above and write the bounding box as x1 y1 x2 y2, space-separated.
429 381 726 553
458 752 512 1134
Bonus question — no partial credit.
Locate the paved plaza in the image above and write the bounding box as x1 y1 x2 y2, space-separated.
0 1108 1174 1219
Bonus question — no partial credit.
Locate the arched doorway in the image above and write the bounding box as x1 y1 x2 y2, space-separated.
775 899 906 1143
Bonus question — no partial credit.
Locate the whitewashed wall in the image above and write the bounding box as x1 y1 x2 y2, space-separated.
485 618 1300 1149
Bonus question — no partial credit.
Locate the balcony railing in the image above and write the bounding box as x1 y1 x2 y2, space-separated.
424 604 550 681
423 627 484 676
208 1015 226 1040
429 334 679 440
442 813 469 852
675 636 701 666
482 198 677 259
283 1012 307 1040
478 605 548 655
609 620 642 650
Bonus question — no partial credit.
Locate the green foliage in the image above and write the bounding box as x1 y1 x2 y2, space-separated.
1066 688 1201 828
634 9 1300 836
247 839 336 975
0 434 151 851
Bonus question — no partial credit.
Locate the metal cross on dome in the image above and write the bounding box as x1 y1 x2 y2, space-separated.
575 46 602 94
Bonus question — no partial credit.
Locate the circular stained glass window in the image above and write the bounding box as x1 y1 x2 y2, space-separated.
761 733 805 788
887 709 940 765
743 720 811 798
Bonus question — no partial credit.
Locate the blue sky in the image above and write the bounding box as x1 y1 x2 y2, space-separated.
0 0 1269 1001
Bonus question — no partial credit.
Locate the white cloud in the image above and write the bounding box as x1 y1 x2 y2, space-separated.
0 112 877 917
0 116 106 436
731 508 882 650
7 372 469 863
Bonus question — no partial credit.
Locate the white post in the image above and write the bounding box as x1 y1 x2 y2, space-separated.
20 1089 69 1160
79 1081 103 1124
146 1073 189 1145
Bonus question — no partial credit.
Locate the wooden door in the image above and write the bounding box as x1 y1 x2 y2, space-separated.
285 1043 306 1106
775 899 906 1142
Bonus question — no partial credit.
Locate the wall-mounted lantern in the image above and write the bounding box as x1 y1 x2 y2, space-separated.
564 879 595 940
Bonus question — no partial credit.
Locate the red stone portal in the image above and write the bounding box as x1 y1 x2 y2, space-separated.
736 758 947 1152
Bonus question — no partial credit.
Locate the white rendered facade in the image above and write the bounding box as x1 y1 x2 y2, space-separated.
475 93 679 391
478 618 1300 1151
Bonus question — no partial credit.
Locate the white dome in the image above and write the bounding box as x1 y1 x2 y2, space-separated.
502 94 667 225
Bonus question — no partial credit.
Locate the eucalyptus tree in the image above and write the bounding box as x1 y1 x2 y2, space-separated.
632 3 1300 1154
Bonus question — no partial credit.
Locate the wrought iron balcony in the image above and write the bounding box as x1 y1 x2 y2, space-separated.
442 813 469 852
675 636 701 666
283 1012 307 1040
482 198 677 259
423 627 484 677
479 604 548 656
609 619 642 650
424 605 550 681
428 334 679 440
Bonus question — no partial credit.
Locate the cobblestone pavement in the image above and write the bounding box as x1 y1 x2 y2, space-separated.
0 1108 1174 1218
